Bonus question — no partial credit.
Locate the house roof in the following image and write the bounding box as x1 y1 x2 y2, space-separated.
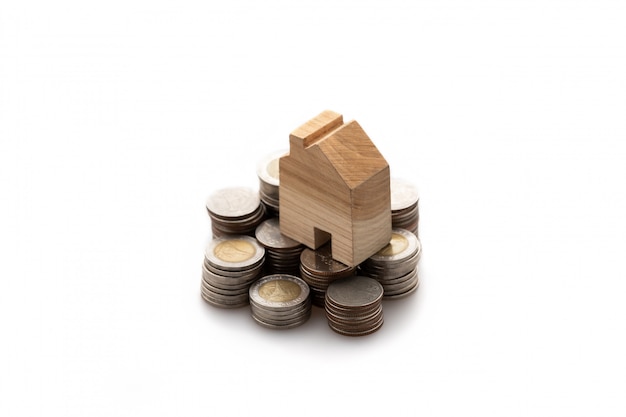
315 120 388 189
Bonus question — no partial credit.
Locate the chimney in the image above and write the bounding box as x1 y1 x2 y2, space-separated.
289 110 344 150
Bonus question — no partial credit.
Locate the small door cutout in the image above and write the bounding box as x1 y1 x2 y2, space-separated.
313 227 331 249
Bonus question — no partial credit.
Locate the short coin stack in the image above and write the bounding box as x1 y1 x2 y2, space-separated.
325 276 384 336
206 187 266 238
249 274 311 329
256 150 284 217
359 228 421 299
201 235 265 308
299 243 356 307
390 178 420 236
255 218 304 276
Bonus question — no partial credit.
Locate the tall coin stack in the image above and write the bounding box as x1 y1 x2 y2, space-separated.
299 243 356 307
390 178 420 236
206 187 266 238
249 274 311 329
325 276 384 336
359 228 421 299
256 150 285 217
201 235 265 308
255 218 304 276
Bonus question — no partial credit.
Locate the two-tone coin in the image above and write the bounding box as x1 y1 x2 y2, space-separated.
299 243 356 307
324 276 384 336
206 187 266 238
201 235 265 308
255 218 304 276
256 150 286 217
390 178 419 237
359 228 421 299
249 275 311 329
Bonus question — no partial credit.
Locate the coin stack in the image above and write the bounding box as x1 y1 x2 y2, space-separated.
390 178 420 236
359 228 421 299
206 187 266 238
201 235 265 308
325 276 384 336
249 274 311 329
255 218 304 276
256 150 285 217
299 243 356 307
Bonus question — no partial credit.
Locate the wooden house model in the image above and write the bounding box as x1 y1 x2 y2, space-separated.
279 110 392 267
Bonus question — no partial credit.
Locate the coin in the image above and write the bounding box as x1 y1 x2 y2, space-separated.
368 229 419 264
299 243 356 307
206 187 266 237
255 218 304 276
325 275 384 309
257 150 286 216
205 236 264 271
390 178 420 237
300 243 354 277
360 228 421 299
255 218 300 249
257 149 285 187
249 274 311 329
328 317 384 337
390 178 419 211
250 275 309 309
324 276 384 337
200 235 265 309
206 187 260 218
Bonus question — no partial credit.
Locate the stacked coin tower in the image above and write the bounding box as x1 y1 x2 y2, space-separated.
255 218 304 276
249 275 311 329
206 187 266 238
256 150 284 217
299 243 356 307
325 276 385 336
390 178 420 236
202 236 265 308
359 228 421 299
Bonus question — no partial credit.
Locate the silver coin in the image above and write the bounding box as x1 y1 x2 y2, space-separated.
202 275 256 292
327 315 384 336
201 293 248 309
202 261 263 281
390 178 419 211
251 314 310 330
383 278 420 299
367 229 420 264
361 252 420 280
250 301 311 321
255 218 302 250
206 187 260 218
252 312 311 327
326 317 384 334
380 272 419 295
200 291 249 307
256 149 286 187
374 266 419 287
251 311 311 325
325 276 383 309
325 304 383 323
249 274 310 311
324 299 381 317
201 279 250 296
391 204 419 221
204 236 265 271
300 244 355 277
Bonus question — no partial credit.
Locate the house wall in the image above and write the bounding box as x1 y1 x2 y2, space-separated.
350 168 392 265
279 146 354 263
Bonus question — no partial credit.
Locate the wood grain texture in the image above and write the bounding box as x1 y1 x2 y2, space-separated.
279 110 391 267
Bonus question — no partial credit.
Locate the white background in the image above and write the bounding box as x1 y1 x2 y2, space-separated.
1 1 625 416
